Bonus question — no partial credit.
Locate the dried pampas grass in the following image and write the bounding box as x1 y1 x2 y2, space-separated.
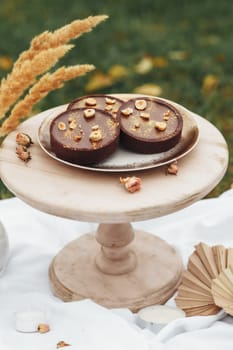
0 64 94 135
0 15 108 140
0 45 73 120
16 15 108 67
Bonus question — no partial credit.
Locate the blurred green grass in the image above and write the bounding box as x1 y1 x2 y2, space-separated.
0 0 232 199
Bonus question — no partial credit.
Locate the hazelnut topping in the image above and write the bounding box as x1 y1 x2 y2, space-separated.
121 107 133 116
164 110 171 116
84 108 95 118
135 99 147 110
140 112 150 120
58 122 67 131
120 176 142 193
85 97 97 106
15 133 33 162
105 105 113 111
155 121 167 131
68 116 75 123
105 97 116 104
89 129 103 142
167 161 178 175
73 135 82 142
37 323 50 333
16 132 33 147
56 341 71 348
16 145 31 162
69 120 77 130
163 110 171 121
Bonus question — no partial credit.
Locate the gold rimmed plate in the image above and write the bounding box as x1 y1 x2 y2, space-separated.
37 97 199 173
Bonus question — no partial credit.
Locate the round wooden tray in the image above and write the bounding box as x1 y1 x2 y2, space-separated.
0 96 228 311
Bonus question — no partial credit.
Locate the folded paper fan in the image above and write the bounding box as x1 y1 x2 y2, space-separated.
227 248 233 268
212 267 233 316
175 242 230 316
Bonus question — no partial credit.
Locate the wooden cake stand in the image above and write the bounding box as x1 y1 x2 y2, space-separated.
0 98 228 312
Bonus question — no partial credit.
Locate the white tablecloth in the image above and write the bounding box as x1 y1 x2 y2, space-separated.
0 190 233 349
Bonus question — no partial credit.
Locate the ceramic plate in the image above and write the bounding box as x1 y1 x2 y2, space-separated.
37 101 199 172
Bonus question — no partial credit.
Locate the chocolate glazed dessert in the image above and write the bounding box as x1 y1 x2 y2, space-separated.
67 94 124 119
118 97 183 154
50 108 120 165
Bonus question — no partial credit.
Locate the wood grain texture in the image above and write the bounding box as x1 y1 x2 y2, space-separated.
0 95 228 310
49 230 183 311
0 96 228 223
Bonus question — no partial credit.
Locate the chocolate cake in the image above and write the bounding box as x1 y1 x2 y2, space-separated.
118 97 183 153
67 94 124 119
50 108 120 165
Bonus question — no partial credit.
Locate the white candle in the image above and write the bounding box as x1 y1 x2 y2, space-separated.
15 310 47 333
137 305 185 333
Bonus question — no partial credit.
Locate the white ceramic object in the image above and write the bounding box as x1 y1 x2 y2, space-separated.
15 310 48 333
136 305 185 333
0 221 9 274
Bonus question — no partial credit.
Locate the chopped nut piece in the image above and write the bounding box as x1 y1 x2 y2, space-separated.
69 120 77 130
155 121 167 131
105 105 113 111
19 152 31 163
134 121 140 128
91 124 99 130
167 161 178 175
16 132 33 147
16 144 27 154
73 135 82 142
58 122 67 131
84 108 95 118
37 323 50 333
120 176 142 193
121 107 133 116
164 110 171 116
68 116 75 123
89 129 103 142
163 110 171 121
15 133 32 162
105 97 116 104
85 97 97 106
140 112 150 120
135 99 147 110
16 145 31 162
56 341 71 348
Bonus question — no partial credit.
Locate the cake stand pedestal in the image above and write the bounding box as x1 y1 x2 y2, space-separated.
0 103 228 312
49 224 183 310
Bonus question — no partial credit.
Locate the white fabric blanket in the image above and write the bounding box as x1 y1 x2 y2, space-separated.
0 190 233 349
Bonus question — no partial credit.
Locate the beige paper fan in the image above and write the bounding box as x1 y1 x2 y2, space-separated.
175 242 230 316
212 267 233 316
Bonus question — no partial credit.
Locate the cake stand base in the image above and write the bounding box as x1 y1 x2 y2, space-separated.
49 230 183 312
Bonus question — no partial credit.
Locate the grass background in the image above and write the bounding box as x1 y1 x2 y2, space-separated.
0 0 232 199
